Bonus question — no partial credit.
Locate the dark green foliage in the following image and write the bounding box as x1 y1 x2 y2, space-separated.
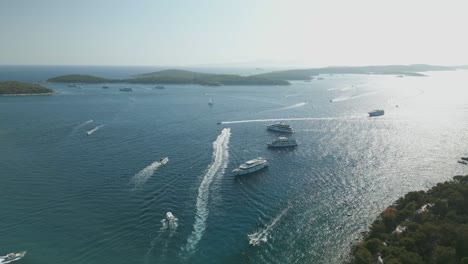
0 81 54 95
47 70 290 86
47 74 111 83
350 175 468 264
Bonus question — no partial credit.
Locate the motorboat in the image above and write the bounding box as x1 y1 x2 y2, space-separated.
119 88 133 92
267 137 297 148
0 251 26 264
166 212 176 222
368 110 384 117
267 123 295 133
208 98 213 106
232 157 268 176
154 85 165 89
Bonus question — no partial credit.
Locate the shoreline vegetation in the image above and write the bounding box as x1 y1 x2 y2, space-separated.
46 64 466 86
350 175 468 264
0 81 55 95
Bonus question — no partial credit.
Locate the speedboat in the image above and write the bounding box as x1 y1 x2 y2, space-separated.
267 123 295 133
267 137 297 148
368 110 384 117
119 88 133 92
0 251 26 264
232 157 268 176
166 212 175 222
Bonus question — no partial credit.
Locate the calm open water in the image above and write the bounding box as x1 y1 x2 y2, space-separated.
0 66 467 264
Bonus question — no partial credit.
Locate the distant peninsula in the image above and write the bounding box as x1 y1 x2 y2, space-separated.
0 81 55 96
350 175 468 264
46 64 466 85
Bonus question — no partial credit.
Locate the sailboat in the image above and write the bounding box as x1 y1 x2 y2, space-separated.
208 98 213 106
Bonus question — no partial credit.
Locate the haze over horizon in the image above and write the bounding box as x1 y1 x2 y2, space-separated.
1 0 468 67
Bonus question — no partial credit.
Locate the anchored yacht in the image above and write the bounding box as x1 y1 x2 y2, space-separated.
268 137 297 148
232 157 268 176
0 251 26 264
267 123 295 133
368 110 385 117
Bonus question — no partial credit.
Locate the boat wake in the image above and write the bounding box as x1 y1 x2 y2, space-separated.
183 128 231 254
331 91 377 102
248 205 291 246
285 93 301 98
222 117 339 124
132 157 169 187
82 119 93 125
86 124 105 136
161 217 178 231
263 102 308 112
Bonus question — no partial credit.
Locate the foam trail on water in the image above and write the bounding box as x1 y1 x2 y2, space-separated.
184 128 231 254
83 119 93 125
222 117 340 124
132 157 169 187
285 93 301 98
248 205 291 246
86 124 105 135
263 102 308 112
331 91 378 102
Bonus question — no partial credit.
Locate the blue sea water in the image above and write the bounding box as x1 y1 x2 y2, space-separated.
0 66 467 264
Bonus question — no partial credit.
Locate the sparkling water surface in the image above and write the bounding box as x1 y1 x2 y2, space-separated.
1 67 467 263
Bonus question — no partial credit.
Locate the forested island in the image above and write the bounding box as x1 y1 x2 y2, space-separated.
0 81 54 95
351 175 468 264
46 64 466 86
46 70 290 86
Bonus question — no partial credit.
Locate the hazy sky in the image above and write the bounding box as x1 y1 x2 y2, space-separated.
1 0 467 67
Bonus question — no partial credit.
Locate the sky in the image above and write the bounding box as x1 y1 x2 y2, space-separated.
1 0 467 67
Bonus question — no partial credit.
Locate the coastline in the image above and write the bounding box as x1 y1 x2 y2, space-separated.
0 92 56 96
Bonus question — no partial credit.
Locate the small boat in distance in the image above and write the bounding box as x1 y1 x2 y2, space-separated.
267 123 295 133
102 86 109 89
232 157 268 176
166 212 176 221
208 98 213 105
268 137 297 148
154 85 165 89
119 88 133 92
368 110 385 117
0 251 27 264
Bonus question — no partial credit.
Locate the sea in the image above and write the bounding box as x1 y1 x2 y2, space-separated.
0 65 467 264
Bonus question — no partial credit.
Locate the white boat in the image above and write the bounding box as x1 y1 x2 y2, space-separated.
368 110 384 117
267 123 295 133
267 137 297 148
0 251 26 264
232 157 268 176
208 98 213 105
166 212 176 221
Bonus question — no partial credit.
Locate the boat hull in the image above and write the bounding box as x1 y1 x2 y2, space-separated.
232 163 268 176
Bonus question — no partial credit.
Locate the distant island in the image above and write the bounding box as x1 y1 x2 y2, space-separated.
47 70 290 86
0 81 55 95
350 175 468 264
46 64 467 86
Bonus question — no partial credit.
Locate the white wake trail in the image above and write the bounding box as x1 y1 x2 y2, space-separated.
184 128 231 254
248 205 291 246
263 102 308 112
86 124 105 135
222 117 339 124
132 157 169 187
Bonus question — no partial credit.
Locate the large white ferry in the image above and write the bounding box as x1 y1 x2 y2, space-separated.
232 158 268 176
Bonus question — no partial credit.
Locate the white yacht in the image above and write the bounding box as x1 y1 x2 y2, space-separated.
368 110 385 117
267 137 297 148
0 251 26 264
166 212 176 222
208 98 213 105
267 123 295 133
232 157 268 176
